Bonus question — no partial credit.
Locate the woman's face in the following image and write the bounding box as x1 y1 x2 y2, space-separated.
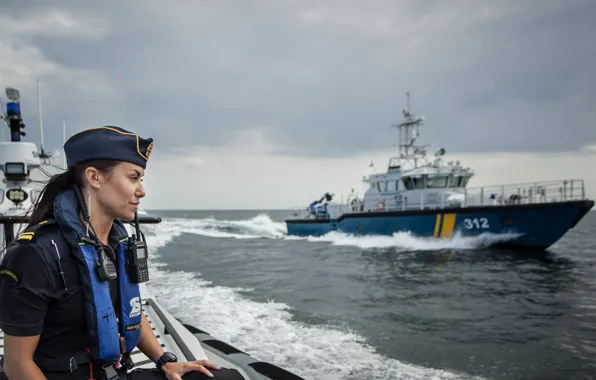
95 161 146 221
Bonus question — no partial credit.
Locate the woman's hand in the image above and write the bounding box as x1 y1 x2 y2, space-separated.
161 359 221 379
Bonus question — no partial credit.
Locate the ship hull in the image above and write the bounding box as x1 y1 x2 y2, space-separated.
285 200 595 249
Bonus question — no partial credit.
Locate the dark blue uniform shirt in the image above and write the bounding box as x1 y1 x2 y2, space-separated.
0 220 120 379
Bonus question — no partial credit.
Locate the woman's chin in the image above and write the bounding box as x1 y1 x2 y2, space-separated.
116 210 136 221
113 204 139 221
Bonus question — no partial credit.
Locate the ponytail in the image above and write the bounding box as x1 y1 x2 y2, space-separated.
27 160 118 227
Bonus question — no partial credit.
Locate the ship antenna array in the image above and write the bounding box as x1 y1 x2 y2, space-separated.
391 92 426 168
33 80 54 164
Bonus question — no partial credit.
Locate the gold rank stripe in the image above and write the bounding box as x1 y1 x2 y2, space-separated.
17 232 35 241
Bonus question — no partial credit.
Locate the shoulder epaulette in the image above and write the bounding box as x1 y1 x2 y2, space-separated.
16 219 57 242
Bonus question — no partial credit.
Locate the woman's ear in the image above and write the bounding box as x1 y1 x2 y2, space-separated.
84 167 101 189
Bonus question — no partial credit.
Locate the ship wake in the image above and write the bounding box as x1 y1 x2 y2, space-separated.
306 230 522 250
152 215 521 250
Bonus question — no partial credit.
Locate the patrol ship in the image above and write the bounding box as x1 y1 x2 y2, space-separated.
0 86 306 380
286 93 594 250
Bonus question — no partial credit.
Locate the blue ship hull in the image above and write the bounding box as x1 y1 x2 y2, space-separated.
285 200 595 249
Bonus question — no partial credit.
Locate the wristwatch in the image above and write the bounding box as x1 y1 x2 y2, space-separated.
156 352 178 371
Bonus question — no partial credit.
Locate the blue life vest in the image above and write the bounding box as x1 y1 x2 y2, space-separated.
53 188 142 361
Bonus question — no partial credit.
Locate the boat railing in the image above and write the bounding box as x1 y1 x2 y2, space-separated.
455 179 587 207
286 179 589 219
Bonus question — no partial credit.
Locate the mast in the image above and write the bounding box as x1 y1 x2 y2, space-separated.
0 94 5 142
37 80 45 152
391 92 427 169
63 118 67 169
34 80 53 164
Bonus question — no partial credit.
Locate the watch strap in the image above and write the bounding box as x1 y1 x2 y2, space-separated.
156 352 177 371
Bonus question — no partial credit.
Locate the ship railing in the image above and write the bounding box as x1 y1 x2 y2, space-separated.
286 179 589 219
456 178 587 208
287 202 359 220
374 179 589 212
287 207 311 219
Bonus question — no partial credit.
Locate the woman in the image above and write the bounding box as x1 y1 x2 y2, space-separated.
0 126 242 380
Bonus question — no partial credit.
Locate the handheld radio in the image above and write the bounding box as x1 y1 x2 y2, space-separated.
96 245 118 281
127 212 149 283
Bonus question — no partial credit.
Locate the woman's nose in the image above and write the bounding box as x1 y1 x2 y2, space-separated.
136 183 146 198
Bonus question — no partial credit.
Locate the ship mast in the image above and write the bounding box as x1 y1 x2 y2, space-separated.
33 80 54 164
391 92 428 169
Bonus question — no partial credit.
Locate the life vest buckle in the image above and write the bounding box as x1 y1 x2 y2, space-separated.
99 363 120 380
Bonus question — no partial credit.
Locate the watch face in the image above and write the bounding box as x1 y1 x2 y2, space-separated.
163 352 177 362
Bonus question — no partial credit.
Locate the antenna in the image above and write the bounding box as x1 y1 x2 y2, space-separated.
33 80 53 163
390 91 428 169
37 80 44 151
0 94 4 142
63 118 67 169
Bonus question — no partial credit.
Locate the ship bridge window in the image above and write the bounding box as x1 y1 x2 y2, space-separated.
376 181 388 192
402 175 451 189
403 177 414 190
403 176 425 190
426 176 448 188
397 180 405 191
387 180 396 192
448 175 470 188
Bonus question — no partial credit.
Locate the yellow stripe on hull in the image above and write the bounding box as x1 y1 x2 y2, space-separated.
440 213 457 238
433 214 442 237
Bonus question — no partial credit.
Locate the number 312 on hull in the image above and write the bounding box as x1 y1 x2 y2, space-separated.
462 217 490 229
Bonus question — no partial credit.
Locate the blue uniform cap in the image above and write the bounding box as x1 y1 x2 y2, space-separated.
64 126 153 169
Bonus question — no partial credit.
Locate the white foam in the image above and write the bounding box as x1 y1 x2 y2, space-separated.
144 213 519 252
152 214 287 240
142 219 485 380
306 230 522 250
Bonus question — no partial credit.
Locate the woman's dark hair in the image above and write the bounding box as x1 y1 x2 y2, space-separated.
27 160 119 227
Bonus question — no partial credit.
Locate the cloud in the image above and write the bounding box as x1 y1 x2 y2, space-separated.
0 0 595 159
0 1 595 209
581 143 596 155
142 135 596 210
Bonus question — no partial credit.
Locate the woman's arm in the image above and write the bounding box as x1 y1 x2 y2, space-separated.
0 242 54 380
3 335 46 380
134 311 221 378
136 312 165 362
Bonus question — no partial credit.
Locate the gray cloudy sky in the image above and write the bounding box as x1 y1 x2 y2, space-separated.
1 1 595 208
2 0 595 155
